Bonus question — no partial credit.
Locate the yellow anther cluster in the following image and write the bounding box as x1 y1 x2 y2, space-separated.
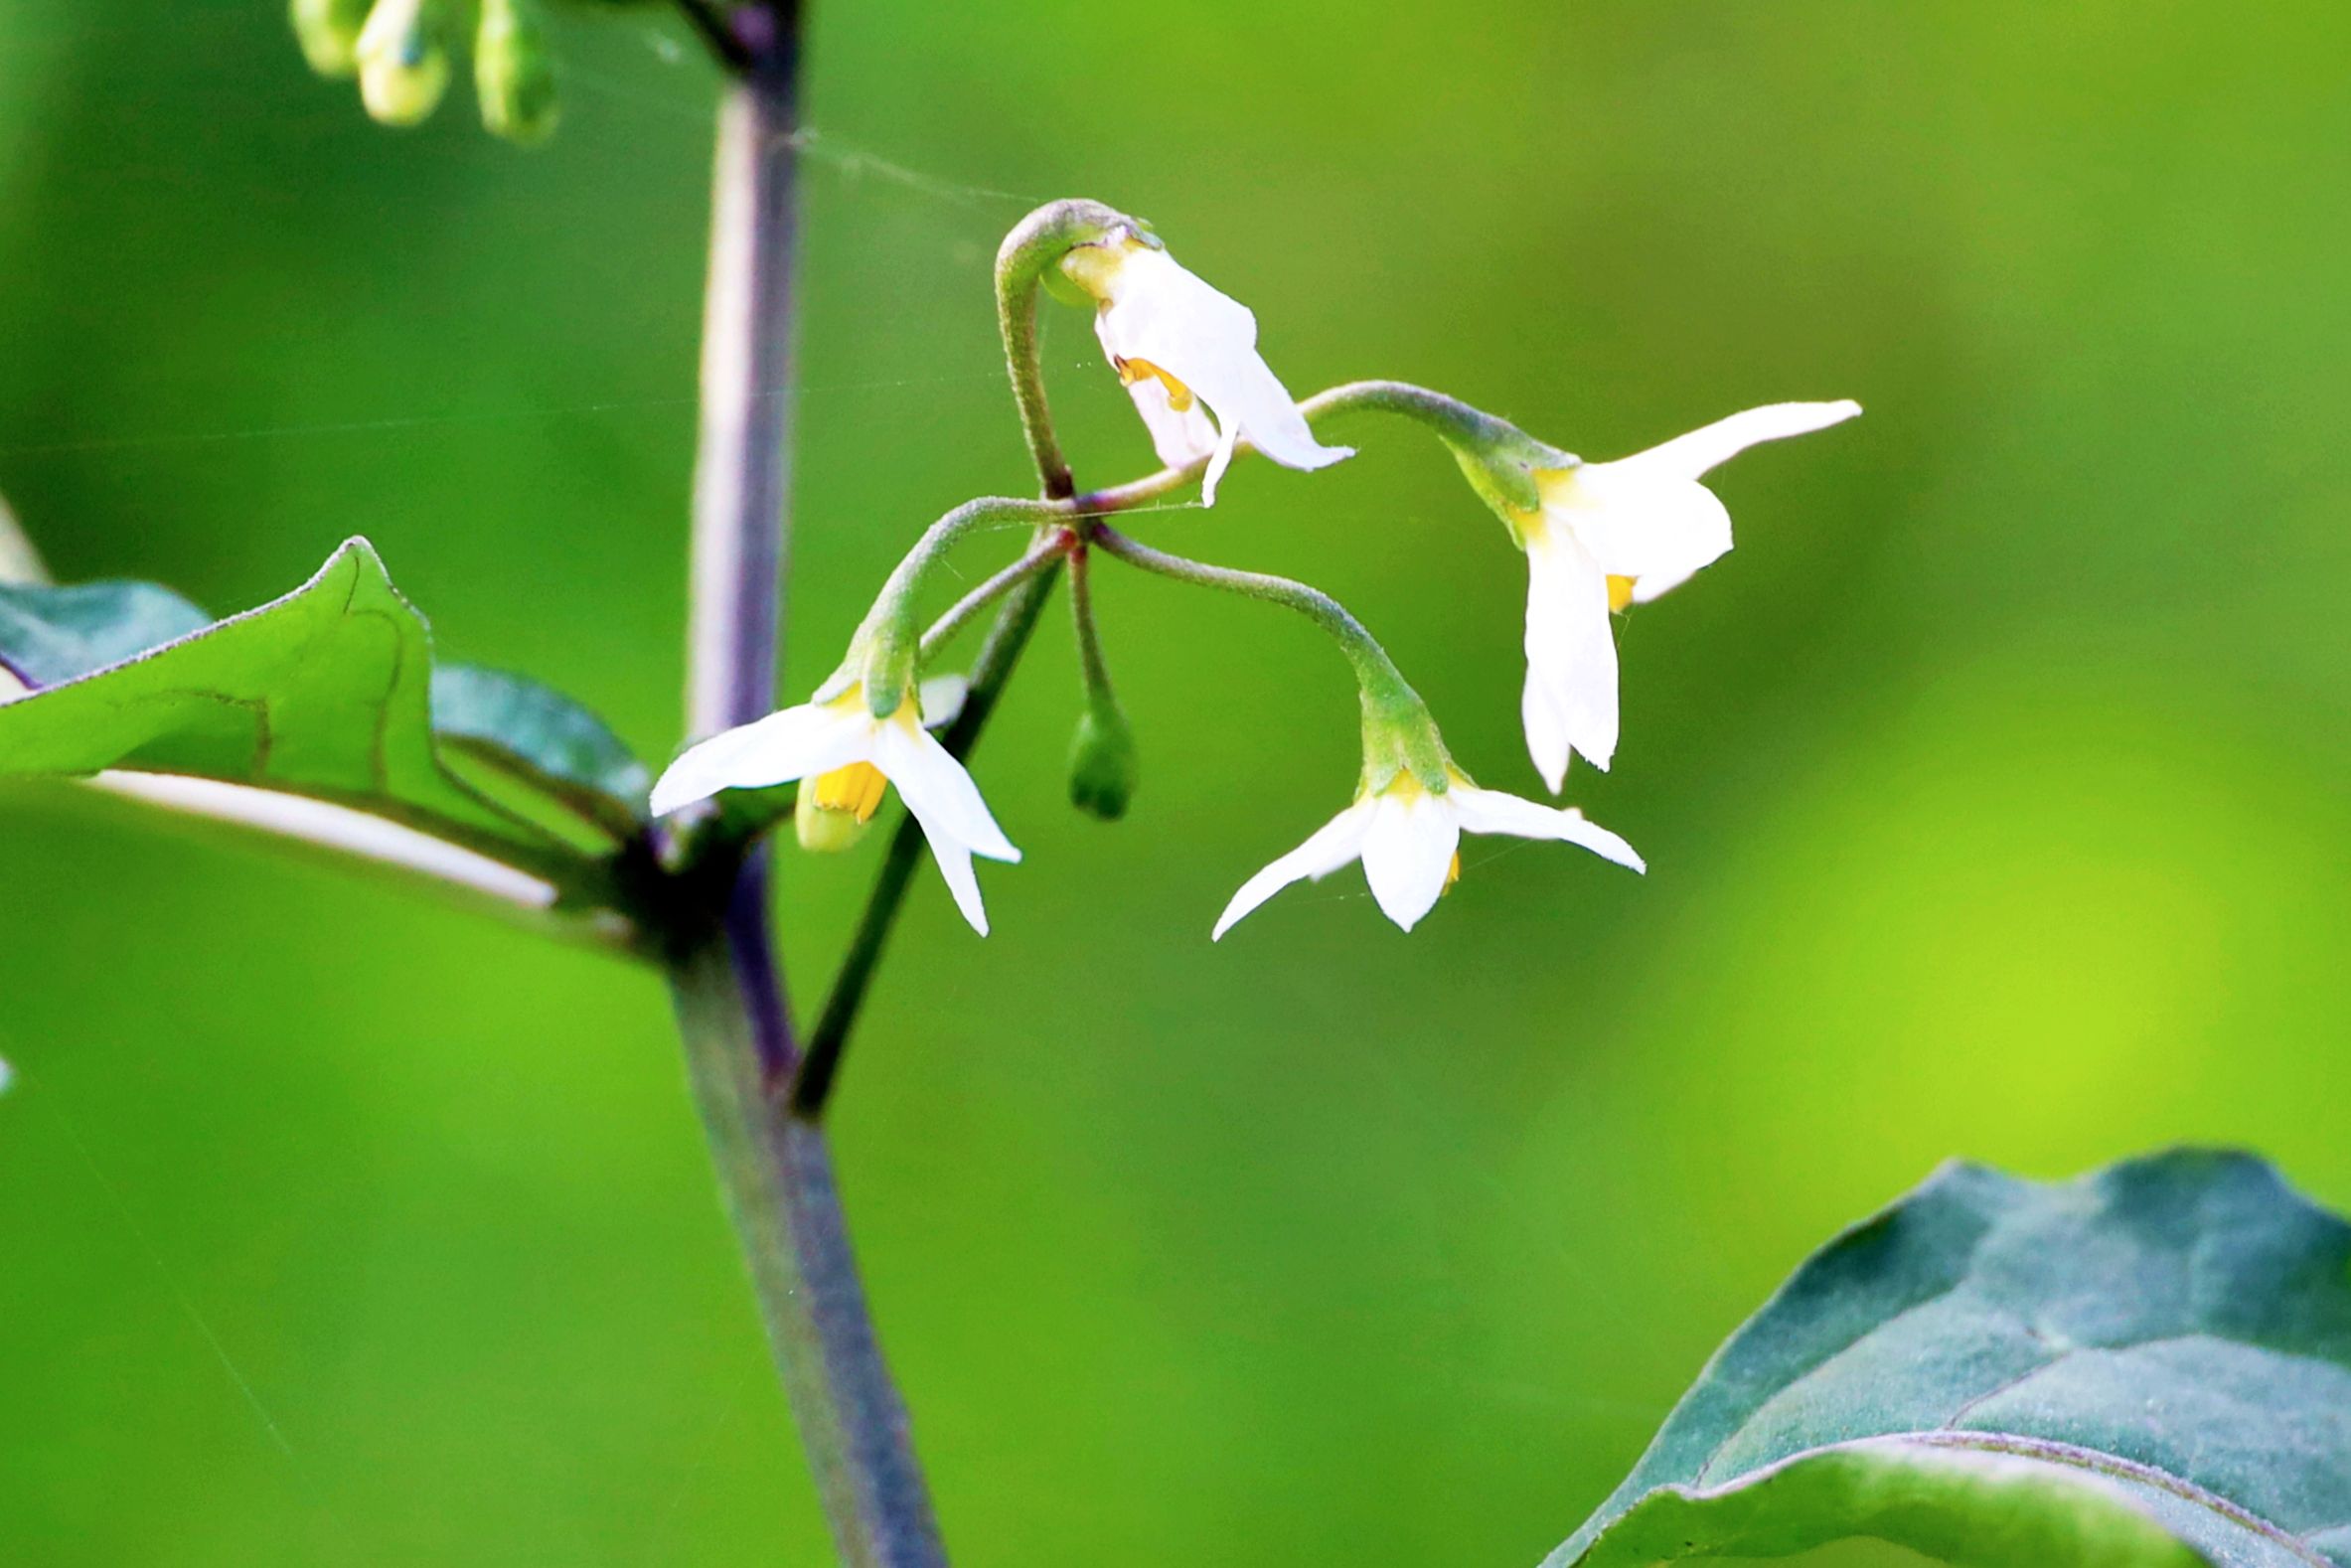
811 761 890 825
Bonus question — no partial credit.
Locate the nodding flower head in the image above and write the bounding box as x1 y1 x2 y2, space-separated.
1212 759 1643 940
1058 233 1351 505
653 676 1018 936
1503 400 1862 790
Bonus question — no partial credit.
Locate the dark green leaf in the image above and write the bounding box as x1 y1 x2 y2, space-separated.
432 664 650 847
0 539 651 868
0 579 212 689
1555 1150 2351 1568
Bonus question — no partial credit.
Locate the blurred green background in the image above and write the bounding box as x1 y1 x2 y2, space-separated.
4 2 2349 1563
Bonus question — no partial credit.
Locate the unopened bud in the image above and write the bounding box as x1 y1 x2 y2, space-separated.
356 0 451 128
1067 703 1139 821
476 0 558 146
289 0 372 77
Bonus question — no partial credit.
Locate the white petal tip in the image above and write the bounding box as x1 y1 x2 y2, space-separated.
648 775 712 818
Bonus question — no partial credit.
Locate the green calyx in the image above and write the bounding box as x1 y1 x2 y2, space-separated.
852 497 1062 721
998 199 1153 305
1444 427 1576 530
1357 690 1452 797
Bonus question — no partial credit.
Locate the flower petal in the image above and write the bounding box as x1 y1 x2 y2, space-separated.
650 703 867 816
1556 400 1859 598
1521 528 1619 785
1096 247 1349 499
1095 310 1217 470
1196 354 1351 483
1211 800 1373 941
871 720 1020 863
1450 785 1646 872
1357 790 1462 932
916 674 969 730
1553 465 1734 597
924 837 993 936
1619 400 1862 483
1553 809 1646 873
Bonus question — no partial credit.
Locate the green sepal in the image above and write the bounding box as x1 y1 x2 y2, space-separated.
1354 691 1451 796
1000 199 1149 310
1441 422 1575 525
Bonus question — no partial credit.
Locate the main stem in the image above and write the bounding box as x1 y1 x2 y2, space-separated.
668 20 948 1567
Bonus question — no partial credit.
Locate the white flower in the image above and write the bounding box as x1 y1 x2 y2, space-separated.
1063 238 1352 504
1514 399 1862 791
651 677 1019 936
1212 768 1643 939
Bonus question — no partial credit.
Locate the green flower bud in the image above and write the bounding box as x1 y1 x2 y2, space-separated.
475 0 559 146
1067 703 1139 822
356 0 452 128
289 0 372 78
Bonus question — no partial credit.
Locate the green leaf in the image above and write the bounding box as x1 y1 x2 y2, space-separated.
1554 1150 2351 1568
431 664 650 849
0 539 651 871
0 579 212 689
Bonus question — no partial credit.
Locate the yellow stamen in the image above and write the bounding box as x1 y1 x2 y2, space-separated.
810 760 889 825
1608 575 1637 613
1444 852 1463 892
1115 356 1195 411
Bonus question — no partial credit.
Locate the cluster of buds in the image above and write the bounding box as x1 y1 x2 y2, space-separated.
655 200 1860 940
289 0 557 143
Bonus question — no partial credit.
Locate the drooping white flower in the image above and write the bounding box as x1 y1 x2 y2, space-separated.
1513 399 1862 791
651 676 1019 936
1061 237 1352 504
1212 767 1642 939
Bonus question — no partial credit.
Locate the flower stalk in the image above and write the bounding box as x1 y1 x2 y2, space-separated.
853 496 1061 712
788 548 1063 1119
993 198 1134 500
1064 541 1138 820
1089 524 1433 758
